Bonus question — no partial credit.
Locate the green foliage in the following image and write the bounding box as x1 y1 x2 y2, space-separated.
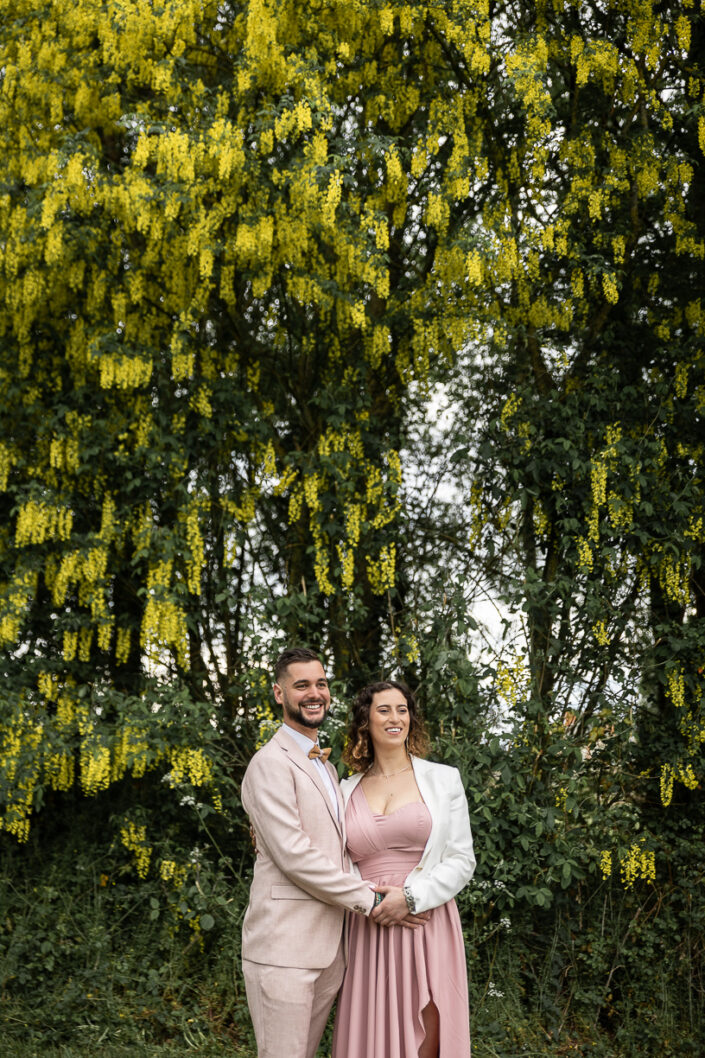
0 791 253 1049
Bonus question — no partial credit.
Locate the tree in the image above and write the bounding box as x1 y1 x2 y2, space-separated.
0 0 501 839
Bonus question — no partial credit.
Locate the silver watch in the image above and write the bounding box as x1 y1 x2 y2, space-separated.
403 884 416 913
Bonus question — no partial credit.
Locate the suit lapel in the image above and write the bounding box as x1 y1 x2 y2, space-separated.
274 727 342 832
327 759 346 836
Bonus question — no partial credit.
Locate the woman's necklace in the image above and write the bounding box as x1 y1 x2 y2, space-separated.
369 761 412 780
365 759 414 814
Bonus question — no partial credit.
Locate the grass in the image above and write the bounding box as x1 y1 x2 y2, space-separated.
0 1044 623 1058
0 1018 640 1058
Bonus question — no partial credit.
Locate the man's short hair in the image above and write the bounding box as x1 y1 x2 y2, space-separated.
274 647 323 683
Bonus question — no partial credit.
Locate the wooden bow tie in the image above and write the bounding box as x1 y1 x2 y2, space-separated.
308 745 331 762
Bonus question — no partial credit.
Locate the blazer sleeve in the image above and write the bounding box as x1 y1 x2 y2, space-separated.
242 751 375 914
406 765 476 913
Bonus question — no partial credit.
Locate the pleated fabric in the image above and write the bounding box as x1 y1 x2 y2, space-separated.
332 784 471 1058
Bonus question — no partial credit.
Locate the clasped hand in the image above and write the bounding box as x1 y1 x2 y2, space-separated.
370 885 430 928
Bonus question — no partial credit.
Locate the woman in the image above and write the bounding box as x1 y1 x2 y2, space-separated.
332 680 475 1058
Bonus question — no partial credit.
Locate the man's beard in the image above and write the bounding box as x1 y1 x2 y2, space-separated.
282 689 330 730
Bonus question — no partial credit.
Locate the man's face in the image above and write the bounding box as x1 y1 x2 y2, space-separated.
274 660 331 736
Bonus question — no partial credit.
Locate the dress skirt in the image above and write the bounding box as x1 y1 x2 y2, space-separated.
332 783 471 1058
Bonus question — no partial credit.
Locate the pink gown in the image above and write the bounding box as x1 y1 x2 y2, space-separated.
332 783 471 1058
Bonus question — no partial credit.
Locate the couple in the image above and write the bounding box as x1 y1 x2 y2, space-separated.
241 648 476 1058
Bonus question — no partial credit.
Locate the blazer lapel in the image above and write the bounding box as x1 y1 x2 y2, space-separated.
411 757 437 864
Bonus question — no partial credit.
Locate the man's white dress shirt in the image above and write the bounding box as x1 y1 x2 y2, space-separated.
280 724 339 818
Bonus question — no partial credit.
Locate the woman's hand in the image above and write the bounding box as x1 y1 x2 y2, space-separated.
370 885 430 928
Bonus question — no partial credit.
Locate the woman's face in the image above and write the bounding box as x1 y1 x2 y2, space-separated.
367 687 411 754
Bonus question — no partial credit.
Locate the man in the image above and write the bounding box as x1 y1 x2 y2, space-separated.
240 647 419 1058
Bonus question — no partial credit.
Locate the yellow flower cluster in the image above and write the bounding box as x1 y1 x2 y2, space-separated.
466 250 483 286
63 630 79 663
111 725 151 783
660 764 675 807
141 596 189 668
99 353 153 390
666 667 686 710
576 536 593 573
255 696 279 750
674 15 692 54
15 500 73 547
313 531 335 596
160 859 188 886
294 429 403 596
273 464 298 497
505 36 552 158
678 762 698 790
80 739 111 796
592 620 610 647
120 821 152 880
37 671 58 702
599 850 613 879
674 362 689 399
500 393 522 432
115 627 132 665
183 498 206 596
657 551 691 606
607 491 633 533
318 425 364 461
141 560 189 668
660 761 699 807
49 436 80 473
288 487 304 525
494 653 529 709
619 839 656 889
0 443 15 491
189 384 213 418
46 752 74 792
0 703 42 842
366 543 396 595
533 499 549 539
0 566 39 646
602 273 619 304
336 543 355 591
224 490 258 529
591 460 607 510
260 440 277 478
100 494 117 542
579 423 630 554
403 634 420 664
684 515 705 543
468 480 487 550
95 619 111 653
168 747 213 788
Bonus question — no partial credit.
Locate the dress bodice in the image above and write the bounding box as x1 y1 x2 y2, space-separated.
345 782 431 883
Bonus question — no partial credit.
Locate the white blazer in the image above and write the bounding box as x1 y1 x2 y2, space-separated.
340 755 476 914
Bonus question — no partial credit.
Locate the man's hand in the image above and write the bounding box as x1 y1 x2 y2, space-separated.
370 885 430 928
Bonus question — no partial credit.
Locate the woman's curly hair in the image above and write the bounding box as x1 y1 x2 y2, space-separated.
342 680 430 773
